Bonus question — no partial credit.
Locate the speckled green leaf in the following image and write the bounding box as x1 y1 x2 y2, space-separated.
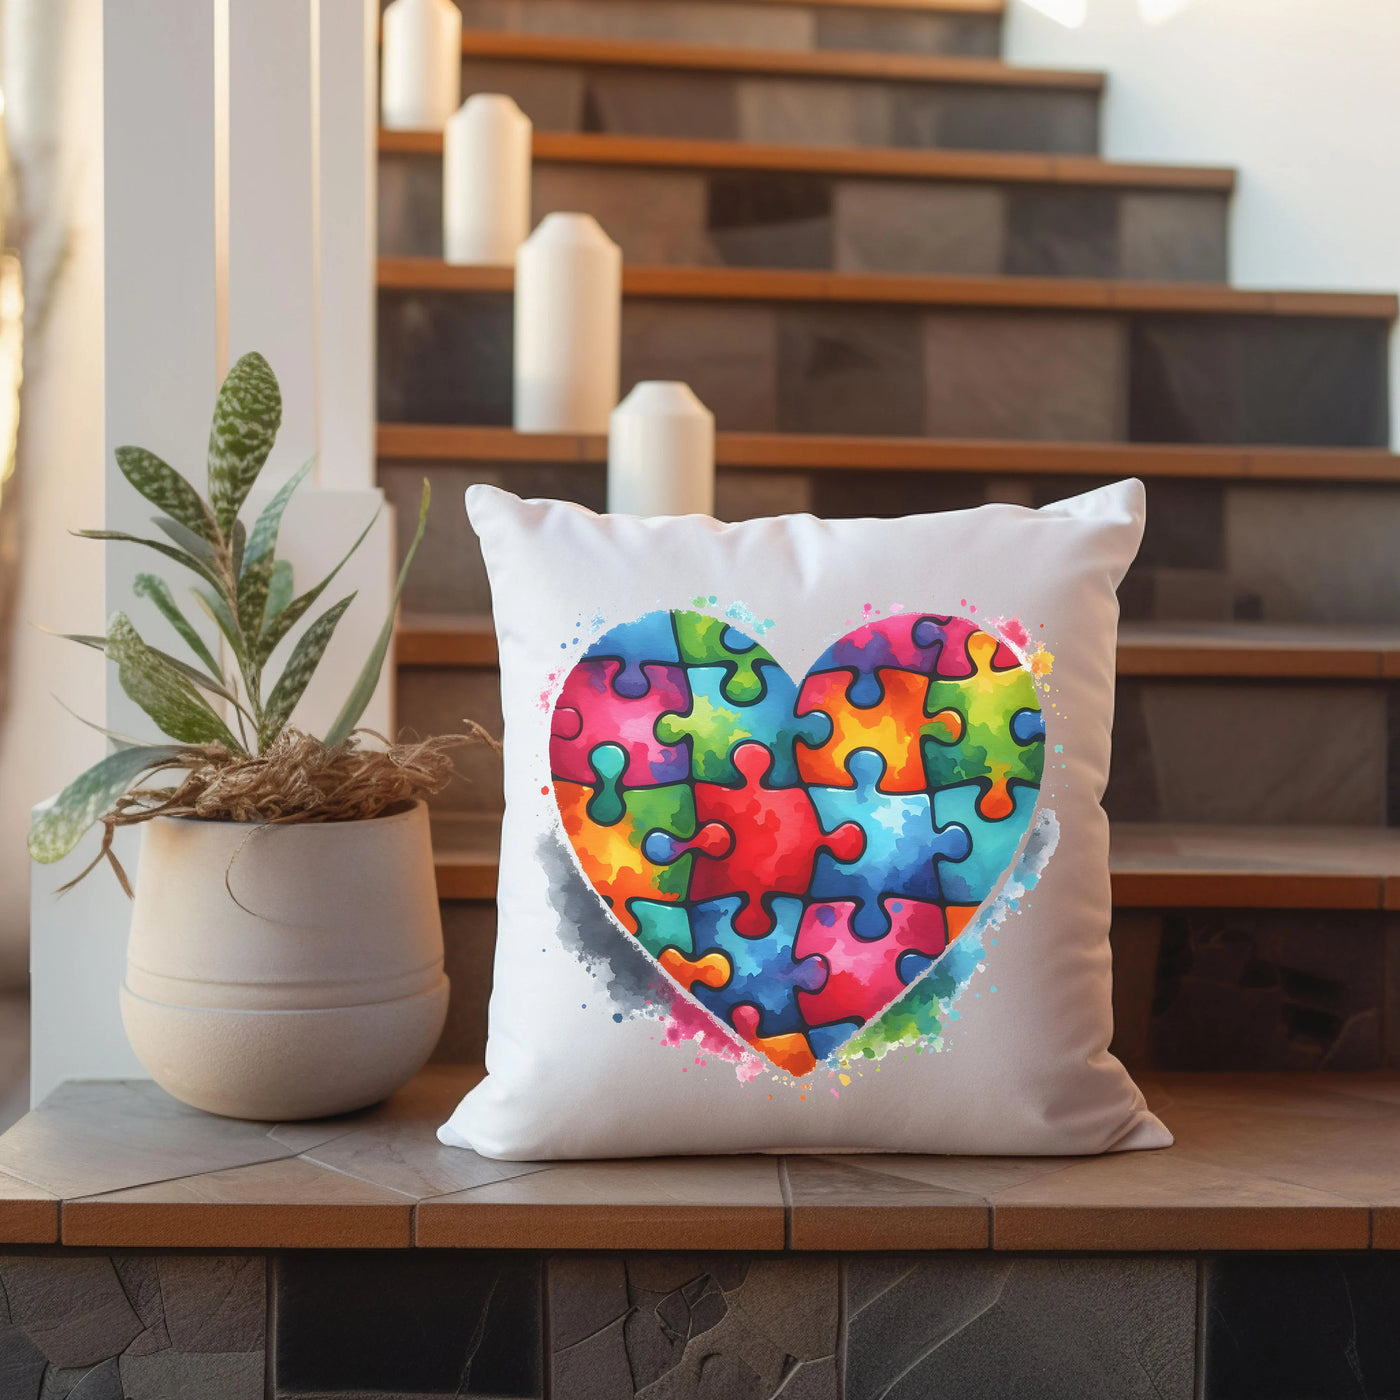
237 555 273 640
133 574 223 679
265 559 294 620
107 613 241 750
116 447 218 542
76 530 221 591
256 504 378 665
28 744 187 863
244 458 311 569
153 515 217 565
324 480 429 749
259 594 355 749
193 586 247 667
208 352 282 535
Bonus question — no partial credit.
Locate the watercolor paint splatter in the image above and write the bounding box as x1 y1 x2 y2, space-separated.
546 607 1050 1080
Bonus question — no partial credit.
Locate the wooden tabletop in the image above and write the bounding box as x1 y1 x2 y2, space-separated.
3 1068 1400 1252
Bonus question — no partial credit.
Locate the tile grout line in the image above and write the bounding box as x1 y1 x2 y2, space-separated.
1193 1256 1206 1400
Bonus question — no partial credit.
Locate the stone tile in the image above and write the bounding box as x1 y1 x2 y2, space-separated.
535 164 712 265
1138 478 1226 569
380 459 606 616
0 1080 291 1200
706 172 832 271
417 1158 785 1250
923 313 1128 440
777 307 924 436
377 151 441 259
1204 1256 1400 1398
395 666 504 813
550 1255 837 1400
1224 485 1400 624
1133 681 1386 826
460 58 586 132
1129 315 1390 446
275 1251 541 1397
894 87 1100 153
714 469 813 523
0 1323 47 1400
1119 191 1229 282
586 69 737 141
809 471 986 522
845 1256 1195 1400
120 1351 262 1400
0 1170 59 1244
734 77 891 147
155 1257 265 1353
458 0 812 49
816 10 1000 57
622 301 778 431
1005 186 1119 278
1144 910 1387 1072
377 290 514 425
832 180 1005 276
0 1258 143 1368
45 1360 122 1399
434 900 498 1064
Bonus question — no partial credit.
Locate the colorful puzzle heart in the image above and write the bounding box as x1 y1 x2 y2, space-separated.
550 609 1046 1076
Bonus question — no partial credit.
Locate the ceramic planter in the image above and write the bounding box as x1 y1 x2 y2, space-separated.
121 802 448 1120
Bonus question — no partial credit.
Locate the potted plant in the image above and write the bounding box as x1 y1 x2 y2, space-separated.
29 352 489 1120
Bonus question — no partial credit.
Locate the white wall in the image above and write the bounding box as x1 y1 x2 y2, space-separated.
1006 0 1400 445
0 0 105 984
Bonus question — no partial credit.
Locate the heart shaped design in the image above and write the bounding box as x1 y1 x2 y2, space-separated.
550 610 1045 1076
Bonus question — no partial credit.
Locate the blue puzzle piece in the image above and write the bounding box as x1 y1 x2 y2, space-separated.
688 895 827 1039
809 749 970 939
655 662 832 788
932 780 1039 905
1011 708 1045 745
807 1019 863 1061
584 612 682 698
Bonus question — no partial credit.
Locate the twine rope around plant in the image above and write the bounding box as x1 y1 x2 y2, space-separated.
64 724 499 896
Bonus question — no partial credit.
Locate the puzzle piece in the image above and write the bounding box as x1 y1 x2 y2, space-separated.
583 612 682 697
687 895 827 1040
807 1019 863 1062
581 743 628 826
922 631 1044 819
731 1005 819 1078
812 614 979 706
555 779 721 935
796 898 949 1031
796 667 961 793
658 947 730 994
551 658 691 788
808 748 972 939
632 900 695 961
685 743 863 937
673 612 769 704
932 780 1040 905
656 663 832 787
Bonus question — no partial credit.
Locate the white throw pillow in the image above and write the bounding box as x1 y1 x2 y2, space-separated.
440 481 1170 1160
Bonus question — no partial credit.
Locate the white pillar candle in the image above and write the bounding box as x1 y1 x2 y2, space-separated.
608 382 716 517
514 212 622 435
381 0 462 131
443 94 532 267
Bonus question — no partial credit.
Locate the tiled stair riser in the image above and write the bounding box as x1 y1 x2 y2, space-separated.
380 150 1229 282
381 462 1400 627
377 291 1391 446
455 58 1099 152
449 0 1003 57
12 1248 1400 1398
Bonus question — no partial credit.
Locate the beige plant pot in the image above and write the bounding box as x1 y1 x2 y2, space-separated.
120 801 448 1120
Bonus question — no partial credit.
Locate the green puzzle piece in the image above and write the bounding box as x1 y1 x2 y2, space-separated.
673 612 769 705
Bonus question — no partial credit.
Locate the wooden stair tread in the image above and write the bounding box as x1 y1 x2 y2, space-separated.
378 258 1399 318
13 1068 1400 1251
378 425 1400 483
399 617 1400 679
381 129 1236 193
429 819 1400 910
457 29 1098 89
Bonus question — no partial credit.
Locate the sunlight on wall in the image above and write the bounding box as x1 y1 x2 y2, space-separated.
1139 0 1201 23
1022 0 1202 26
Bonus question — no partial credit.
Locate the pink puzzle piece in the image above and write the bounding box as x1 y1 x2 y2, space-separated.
795 897 949 1029
549 658 691 787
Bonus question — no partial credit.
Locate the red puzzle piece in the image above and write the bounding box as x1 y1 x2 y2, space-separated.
689 742 863 938
550 658 691 787
795 898 948 1029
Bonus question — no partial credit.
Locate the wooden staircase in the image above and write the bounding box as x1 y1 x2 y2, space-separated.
375 0 1400 1075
